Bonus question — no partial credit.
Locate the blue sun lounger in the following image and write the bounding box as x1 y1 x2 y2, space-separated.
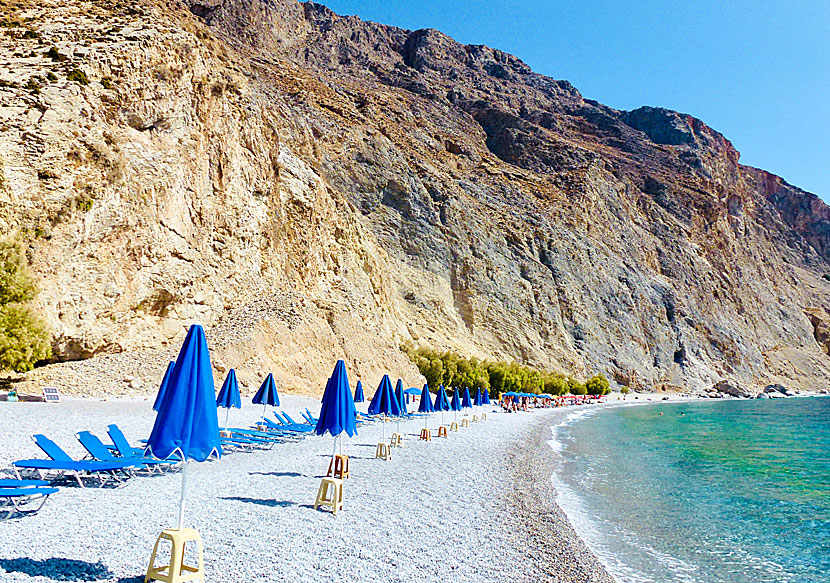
76 431 178 473
106 424 146 458
275 412 315 431
0 479 58 519
259 417 312 435
13 435 137 487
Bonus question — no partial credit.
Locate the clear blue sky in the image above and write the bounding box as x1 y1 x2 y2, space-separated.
315 1 830 201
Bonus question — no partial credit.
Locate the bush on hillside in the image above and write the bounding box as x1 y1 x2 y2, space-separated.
404 344 603 398
0 239 51 372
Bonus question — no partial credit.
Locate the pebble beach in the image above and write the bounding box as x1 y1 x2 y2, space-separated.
0 397 614 583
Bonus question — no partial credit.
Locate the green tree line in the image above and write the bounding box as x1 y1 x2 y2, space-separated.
0 238 51 372
404 345 610 397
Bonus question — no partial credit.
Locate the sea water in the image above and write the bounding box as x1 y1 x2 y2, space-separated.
549 397 830 583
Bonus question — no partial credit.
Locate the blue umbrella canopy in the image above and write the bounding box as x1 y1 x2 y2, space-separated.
354 380 365 403
450 388 462 411
394 379 407 415
145 324 221 531
152 361 175 412
482 389 491 405
418 384 434 413
404 387 422 395
367 374 402 416
433 385 450 412
462 387 472 409
473 388 483 406
315 360 358 438
252 373 280 407
146 324 221 462
216 369 241 409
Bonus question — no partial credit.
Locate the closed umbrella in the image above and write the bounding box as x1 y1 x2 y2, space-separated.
462 387 472 410
367 374 401 441
145 324 221 530
451 388 461 424
152 361 175 412
216 369 241 430
418 384 433 430
252 373 279 421
394 379 407 436
473 388 483 418
433 384 450 426
354 380 365 403
315 360 358 466
482 389 491 406
395 379 407 415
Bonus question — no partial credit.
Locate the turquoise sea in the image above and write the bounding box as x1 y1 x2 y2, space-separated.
549 397 830 583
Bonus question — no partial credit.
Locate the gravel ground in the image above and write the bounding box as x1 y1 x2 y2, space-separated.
0 399 614 583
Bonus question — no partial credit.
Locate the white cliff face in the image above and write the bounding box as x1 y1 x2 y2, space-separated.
2 0 830 397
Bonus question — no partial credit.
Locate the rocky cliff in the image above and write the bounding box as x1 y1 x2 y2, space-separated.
2 0 830 397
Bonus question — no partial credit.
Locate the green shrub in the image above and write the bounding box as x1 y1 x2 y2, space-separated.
586 373 611 395
621 386 630 395
100 76 114 89
46 72 57 82
0 241 36 305
66 69 89 85
22 29 38 39
567 377 587 395
0 303 51 371
0 239 51 372
404 344 599 399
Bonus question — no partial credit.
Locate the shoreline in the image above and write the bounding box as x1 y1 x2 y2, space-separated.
507 410 616 583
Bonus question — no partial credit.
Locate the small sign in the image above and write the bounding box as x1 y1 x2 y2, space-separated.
42 387 61 403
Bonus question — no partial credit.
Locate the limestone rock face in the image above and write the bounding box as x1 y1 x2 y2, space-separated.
2 0 830 396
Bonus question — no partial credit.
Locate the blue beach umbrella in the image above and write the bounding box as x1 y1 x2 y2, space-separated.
368 374 401 441
451 387 462 423
145 324 221 529
354 380 365 403
473 388 483 418
315 360 358 462
418 385 434 413
216 369 241 430
433 385 450 426
252 373 280 420
152 361 175 412
462 387 472 409
395 379 409 415
394 379 407 433
418 384 433 430
482 389 491 405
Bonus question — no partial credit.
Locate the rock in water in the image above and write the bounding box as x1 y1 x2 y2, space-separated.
2 0 830 396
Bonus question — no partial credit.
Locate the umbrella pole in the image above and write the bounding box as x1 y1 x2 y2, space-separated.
262 403 267 421
177 461 188 531
224 408 230 431
331 436 338 468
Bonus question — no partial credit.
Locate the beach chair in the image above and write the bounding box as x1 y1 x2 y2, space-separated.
0 480 59 518
106 424 146 457
13 435 137 487
76 431 178 473
276 412 315 431
302 409 320 424
259 418 312 435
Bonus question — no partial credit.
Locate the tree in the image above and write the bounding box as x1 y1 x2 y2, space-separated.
567 377 587 395
586 373 611 395
0 239 51 372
